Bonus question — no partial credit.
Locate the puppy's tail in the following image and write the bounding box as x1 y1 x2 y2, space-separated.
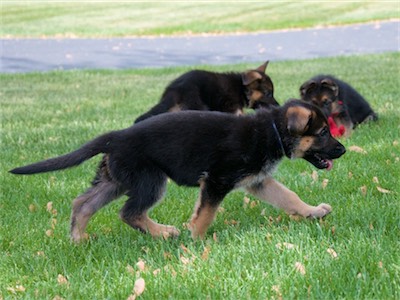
10 132 114 175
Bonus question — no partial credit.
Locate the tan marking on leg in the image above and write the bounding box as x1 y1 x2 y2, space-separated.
71 195 91 243
246 177 331 218
122 212 180 238
71 181 123 243
189 200 219 239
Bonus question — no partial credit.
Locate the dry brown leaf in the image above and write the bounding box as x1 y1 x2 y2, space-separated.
250 201 258 208
127 293 136 300
260 208 266 216
311 170 318 182
213 232 218 242
136 259 146 272
7 285 26 293
201 245 211 260
224 219 238 226
295 262 306 275
348 172 353 179
349 145 367 154
322 179 329 189
51 218 57 229
289 215 302 221
271 285 282 298
126 264 135 275
372 176 379 184
180 255 191 265
217 207 226 213
180 244 191 254
331 226 336 236
360 185 367 196
153 268 161 276
45 229 53 237
276 242 295 250
327 248 338 259
46 202 53 212
377 186 391 194
163 252 172 260
133 278 145 297
393 140 399 146
243 196 250 208
57 274 69 286
29 204 36 212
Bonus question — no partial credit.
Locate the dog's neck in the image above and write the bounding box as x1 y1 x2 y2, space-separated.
272 121 286 157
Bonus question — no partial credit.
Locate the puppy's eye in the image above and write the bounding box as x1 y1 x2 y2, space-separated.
319 127 329 136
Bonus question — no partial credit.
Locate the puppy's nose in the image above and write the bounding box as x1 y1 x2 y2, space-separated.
336 143 346 156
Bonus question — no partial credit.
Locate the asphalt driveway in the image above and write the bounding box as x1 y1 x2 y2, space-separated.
1 20 398 73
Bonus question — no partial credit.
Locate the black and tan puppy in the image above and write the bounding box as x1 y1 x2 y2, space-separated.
10 100 345 242
135 61 278 122
300 75 377 136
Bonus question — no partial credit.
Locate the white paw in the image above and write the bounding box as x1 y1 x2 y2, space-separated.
160 226 180 239
308 203 332 218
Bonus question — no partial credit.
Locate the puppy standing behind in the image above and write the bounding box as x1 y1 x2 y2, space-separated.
135 61 279 122
300 74 378 136
10 100 345 242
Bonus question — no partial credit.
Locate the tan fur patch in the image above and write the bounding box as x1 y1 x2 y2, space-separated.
246 178 332 218
250 90 263 101
286 106 314 135
124 212 180 238
242 70 262 85
189 201 218 239
292 136 315 158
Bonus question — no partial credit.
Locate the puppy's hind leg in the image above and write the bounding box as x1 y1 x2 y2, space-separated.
120 172 180 238
71 180 125 243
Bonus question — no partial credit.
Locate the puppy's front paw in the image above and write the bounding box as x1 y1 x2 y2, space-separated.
308 203 332 218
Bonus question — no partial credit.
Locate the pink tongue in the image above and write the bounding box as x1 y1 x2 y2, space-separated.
326 160 333 171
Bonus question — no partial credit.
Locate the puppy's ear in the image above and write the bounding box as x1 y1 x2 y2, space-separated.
242 70 262 85
286 106 314 135
321 78 339 97
300 80 316 97
256 61 269 73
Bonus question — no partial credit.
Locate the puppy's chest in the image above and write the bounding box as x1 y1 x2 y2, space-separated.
235 160 278 189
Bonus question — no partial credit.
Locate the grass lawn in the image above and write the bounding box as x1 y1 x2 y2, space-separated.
1 52 399 299
1 2 399 37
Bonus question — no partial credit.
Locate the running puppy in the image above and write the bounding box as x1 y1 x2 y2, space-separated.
135 61 278 122
300 74 378 136
10 100 345 242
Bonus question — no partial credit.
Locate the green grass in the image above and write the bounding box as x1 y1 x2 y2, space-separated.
1 1 398 37
1 53 399 299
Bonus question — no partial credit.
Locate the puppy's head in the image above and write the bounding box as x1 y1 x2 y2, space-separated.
242 61 279 109
281 100 346 170
300 77 341 117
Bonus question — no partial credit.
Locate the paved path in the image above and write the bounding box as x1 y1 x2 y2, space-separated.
1 20 399 73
